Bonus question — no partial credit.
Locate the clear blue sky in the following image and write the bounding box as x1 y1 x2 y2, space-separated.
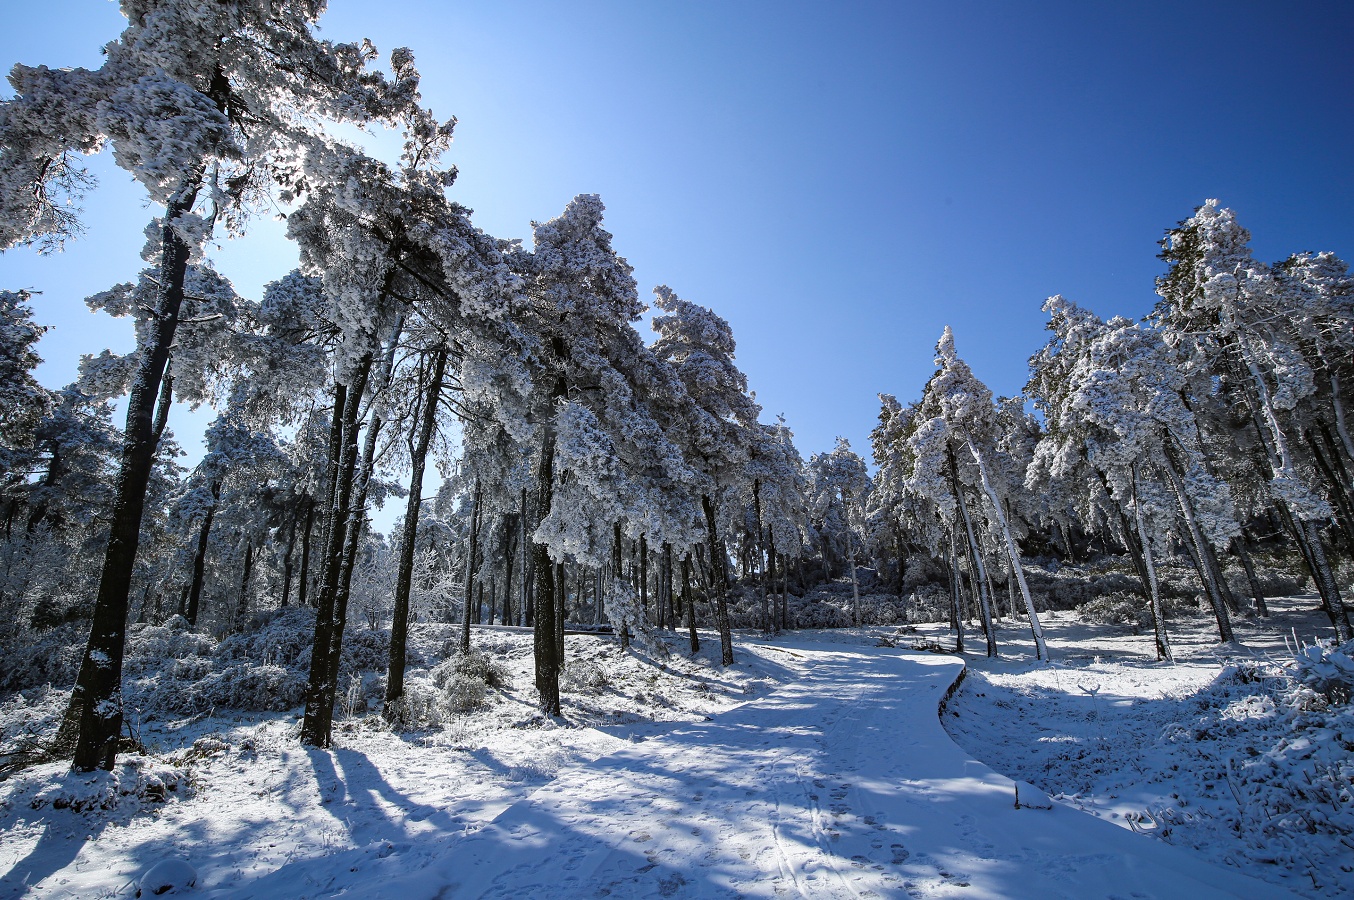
3 1 1352 497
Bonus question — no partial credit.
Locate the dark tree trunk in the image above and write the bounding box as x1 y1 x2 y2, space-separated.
68 188 198 772
297 496 315 609
460 478 483 655
683 553 699 653
702 495 735 666
639 534 649 627
532 415 561 715
384 345 447 719
300 352 373 748
234 536 254 629
947 528 964 653
280 503 299 609
184 480 219 628
1232 533 1269 617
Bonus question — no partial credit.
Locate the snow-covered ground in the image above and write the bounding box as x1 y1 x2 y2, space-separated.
939 594 1353 899
0 598 1346 898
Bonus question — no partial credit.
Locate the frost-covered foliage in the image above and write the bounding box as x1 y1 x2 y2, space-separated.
1294 639 1354 706
18 754 193 813
431 649 510 714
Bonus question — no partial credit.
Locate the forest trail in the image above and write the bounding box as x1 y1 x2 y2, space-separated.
255 637 1293 900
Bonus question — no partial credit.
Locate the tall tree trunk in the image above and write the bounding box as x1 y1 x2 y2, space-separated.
555 562 566 663
300 352 373 748
1232 533 1269 618
184 480 219 628
842 501 861 627
532 387 563 715
946 528 964 653
68 186 199 772
683 553 699 653
280 503 299 608
234 536 254 629
639 534 649 627
1131 463 1171 661
766 537 778 635
1301 517 1352 641
297 497 315 609
1306 429 1354 556
703 495 735 666
950 449 995 657
953 449 996 652
967 442 1047 660
459 478 483 655
520 487 530 628
384 344 447 719
1160 448 1235 643
613 523 629 650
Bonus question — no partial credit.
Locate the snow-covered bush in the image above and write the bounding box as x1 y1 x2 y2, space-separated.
123 621 215 675
431 649 509 715
215 607 316 669
1294 639 1354 706
21 754 192 813
339 626 391 676
0 622 85 693
561 659 609 694
148 663 307 714
1077 592 1151 631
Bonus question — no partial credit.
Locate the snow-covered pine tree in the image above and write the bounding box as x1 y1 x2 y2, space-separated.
808 439 870 625
650 285 762 666
913 327 1046 659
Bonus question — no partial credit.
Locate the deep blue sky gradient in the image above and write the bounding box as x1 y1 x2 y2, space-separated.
3 1 1352 501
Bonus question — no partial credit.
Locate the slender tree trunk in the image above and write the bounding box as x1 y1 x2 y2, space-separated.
639 534 649 627
683 553 699 653
781 551 790 631
766 536 778 634
1131 464 1171 661
1306 429 1354 555
947 528 964 653
520 487 530 628
503 516 516 629
950 449 995 657
234 536 254 629
1160 449 1234 643
297 497 315 609
703 495 735 665
460 478 482 655
1232 533 1269 618
967 442 1047 660
68 187 199 772
384 345 447 719
1302 518 1352 641
555 562 566 663
280 505 299 609
184 480 219 628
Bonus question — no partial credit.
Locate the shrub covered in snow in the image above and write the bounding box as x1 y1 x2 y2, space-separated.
1293 639 1354 706
18 754 193 813
432 649 510 715
561 659 609 694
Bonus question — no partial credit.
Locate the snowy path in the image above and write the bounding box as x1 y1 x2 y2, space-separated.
223 640 1293 899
